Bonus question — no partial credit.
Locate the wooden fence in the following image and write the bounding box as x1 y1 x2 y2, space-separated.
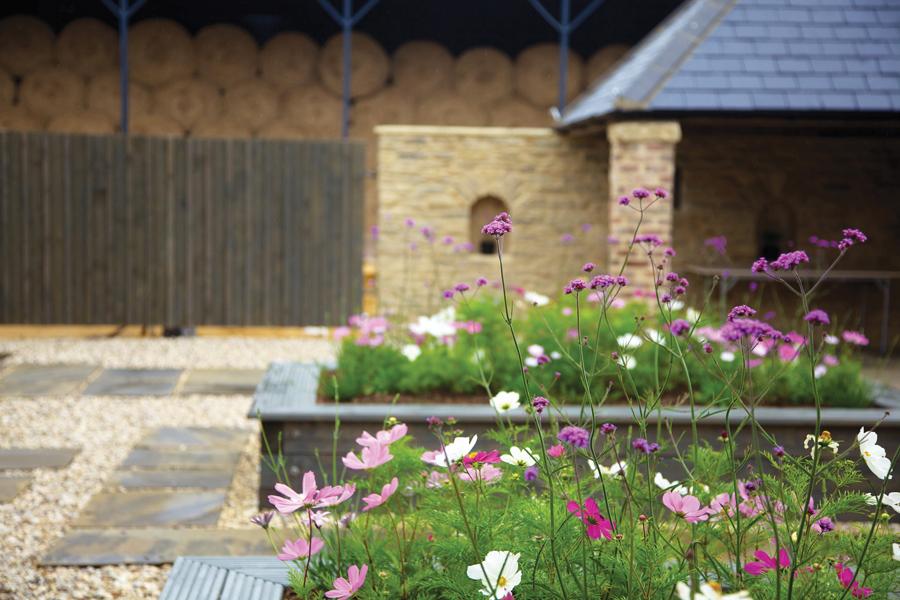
0 131 365 326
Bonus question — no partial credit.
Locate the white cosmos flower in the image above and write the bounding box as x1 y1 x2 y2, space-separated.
527 344 544 357
467 550 522 599
686 308 701 323
654 472 689 495
616 334 643 349
864 492 900 514
490 391 521 413
893 542 900 561
804 432 839 456
858 428 893 480
814 364 828 379
645 329 666 346
752 344 768 357
616 354 637 369
401 344 421 361
433 435 478 467
720 351 735 362
825 334 839 345
500 446 537 468
676 581 752 600
550 351 561 360
409 306 457 338
588 459 627 478
670 300 684 311
524 356 538 367
524 291 549 306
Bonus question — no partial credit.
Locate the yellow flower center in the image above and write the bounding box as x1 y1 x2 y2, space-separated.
708 582 723 593
497 576 507 587
864 450 871 457
820 430 832 442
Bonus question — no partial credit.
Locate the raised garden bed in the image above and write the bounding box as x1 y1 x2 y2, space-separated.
250 362 899 509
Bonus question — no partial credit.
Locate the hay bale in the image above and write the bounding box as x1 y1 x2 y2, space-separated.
515 43 584 108
415 92 488 126
453 47 513 104
152 77 222 130
586 44 630 84
260 32 318 91
129 113 184 136
350 86 416 138
257 119 311 140
194 24 259 88
318 32 389 99
47 110 116 134
392 40 453 99
57 18 117 76
0 15 55 77
129 19 195 86
223 79 278 131
487 96 550 128
191 115 252 138
280 84 343 137
0 105 44 131
0 67 14 105
19 67 86 119
86 68 152 120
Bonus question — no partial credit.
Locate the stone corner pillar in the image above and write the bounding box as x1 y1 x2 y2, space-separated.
606 121 681 291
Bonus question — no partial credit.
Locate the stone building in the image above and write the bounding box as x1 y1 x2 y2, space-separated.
376 0 900 350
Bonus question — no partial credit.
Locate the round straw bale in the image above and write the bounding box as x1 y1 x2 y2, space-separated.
586 44 630 84
487 96 550 127
257 118 314 140
47 110 116 134
318 32 389 99
0 105 44 131
514 43 584 108
453 47 513 104
19 67 86 119
129 19 195 86
260 32 318 91
415 92 487 126
222 78 278 131
280 83 343 137
0 16 55 77
191 114 253 138
129 112 184 136
350 86 415 138
194 24 259 88
152 77 222 130
0 67 14 105
57 18 117 76
391 40 453 99
86 68 152 120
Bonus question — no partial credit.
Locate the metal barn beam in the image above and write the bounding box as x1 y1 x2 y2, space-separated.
101 0 147 134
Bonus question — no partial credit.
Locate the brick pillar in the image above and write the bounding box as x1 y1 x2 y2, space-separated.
607 121 681 291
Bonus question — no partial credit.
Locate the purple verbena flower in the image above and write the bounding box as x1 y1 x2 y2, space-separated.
664 247 676 257
751 257 769 273
582 262 596 273
670 319 691 336
532 396 549 413
404 217 415 228
475 277 488 287
769 250 809 271
655 187 668 199
589 274 616 289
773 445 785 459
703 343 713 353
728 305 757 322
841 228 867 245
442 289 454 299
673 285 687 296
524 465 539 481
565 279 587 294
632 188 650 199
665 272 679 282
618 195 630 206
454 283 470 293
704 235 727 256
803 309 830 326
634 234 663 247
558 426 590 448
481 212 512 237
632 438 652 454
720 318 783 342
600 423 617 435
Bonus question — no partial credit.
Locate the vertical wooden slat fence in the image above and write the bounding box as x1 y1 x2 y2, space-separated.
0 131 365 326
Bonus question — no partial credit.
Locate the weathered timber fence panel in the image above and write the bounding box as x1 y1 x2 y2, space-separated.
0 131 365 325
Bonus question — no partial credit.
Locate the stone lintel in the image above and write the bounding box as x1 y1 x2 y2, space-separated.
607 121 682 145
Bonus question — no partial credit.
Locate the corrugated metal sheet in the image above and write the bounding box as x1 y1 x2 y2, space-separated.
160 557 288 600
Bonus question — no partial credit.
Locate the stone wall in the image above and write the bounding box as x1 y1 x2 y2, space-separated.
376 125 608 315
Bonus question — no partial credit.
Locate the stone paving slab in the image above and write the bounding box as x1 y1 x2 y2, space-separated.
83 368 182 396
108 468 235 490
121 448 240 470
0 447 80 470
74 490 226 527
180 369 266 396
0 474 32 502
139 427 249 451
41 528 271 566
0 364 96 396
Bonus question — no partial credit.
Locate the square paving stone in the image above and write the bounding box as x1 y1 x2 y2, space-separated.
0 475 32 502
83 368 182 396
0 364 97 396
180 369 266 396
41 528 272 566
108 468 234 490
0 447 80 470
139 427 249 451
121 448 240 470
74 490 226 527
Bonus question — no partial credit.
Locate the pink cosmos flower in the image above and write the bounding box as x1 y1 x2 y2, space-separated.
325 564 368 599
361 477 399 512
835 563 872 598
421 450 443 466
662 491 709 523
463 450 501 466
459 464 502 483
706 493 737 520
567 498 614 540
744 548 790 576
424 470 448 488
267 472 355 514
356 424 408 447
842 330 869 346
342 443 393 470
547 444 565 458
277 536 324 561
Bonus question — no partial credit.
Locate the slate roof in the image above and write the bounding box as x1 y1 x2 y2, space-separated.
560 0 900 128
